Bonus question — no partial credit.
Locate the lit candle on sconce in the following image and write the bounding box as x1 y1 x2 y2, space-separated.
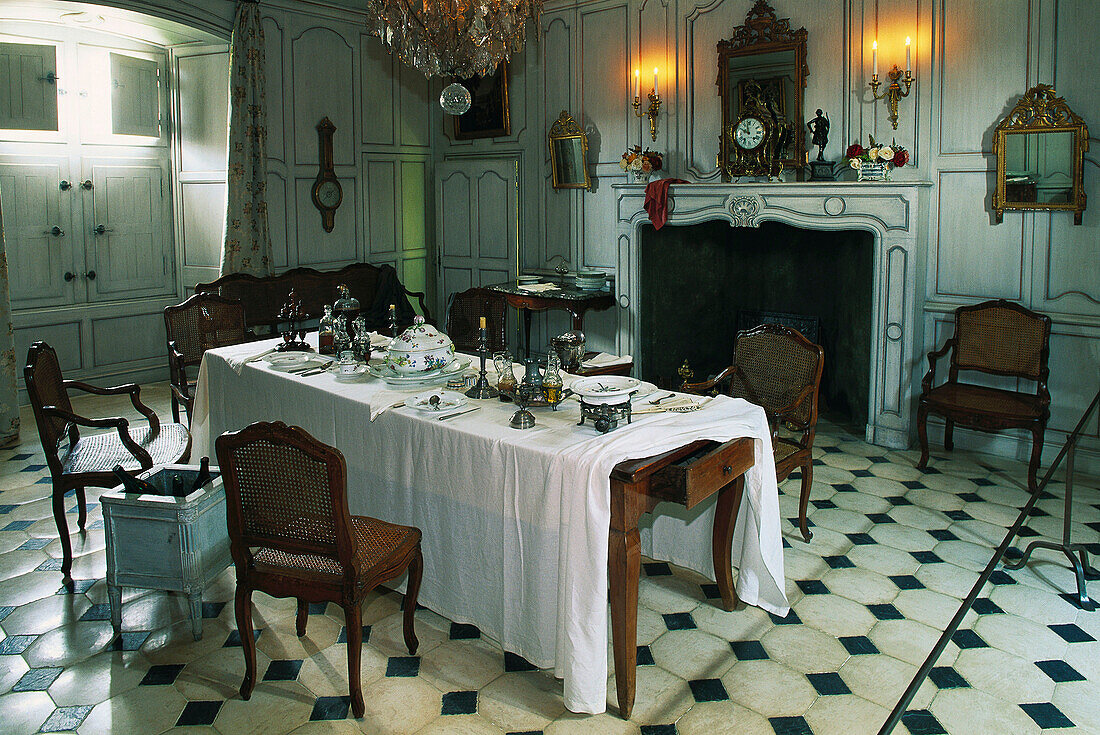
653 67 659 97
868 36 915 130
634 68 639 99
632 65 662 142
872 40 878 77
905 36 911 74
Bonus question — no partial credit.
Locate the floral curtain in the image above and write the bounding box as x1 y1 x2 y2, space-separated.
0 193 19 447
221 0 273 277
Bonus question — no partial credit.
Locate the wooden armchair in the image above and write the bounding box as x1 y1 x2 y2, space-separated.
23 342 192 585
682 324 824 542
446 287 507 353
917 299 1051 492
215 421 423 718
163 293 249 424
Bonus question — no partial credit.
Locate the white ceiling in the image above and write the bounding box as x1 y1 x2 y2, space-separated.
0 0 225 47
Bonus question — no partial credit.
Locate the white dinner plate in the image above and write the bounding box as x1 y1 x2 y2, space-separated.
366 356 471 385
329 364 370 381
407 390 468 414
264 352 333 371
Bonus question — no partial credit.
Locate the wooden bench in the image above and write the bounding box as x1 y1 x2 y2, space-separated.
195 262 432 335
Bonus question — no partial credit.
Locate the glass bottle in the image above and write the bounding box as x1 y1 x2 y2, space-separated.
386 303 399 338
333 315 350 355
494 351 517 402
334 285 360 337
318 305 336 355
352 316 371 361
542 352 564 404
523 358 543 391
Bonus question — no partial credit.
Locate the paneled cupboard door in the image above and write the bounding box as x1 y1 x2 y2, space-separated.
84 160 173 301
0 42 59 132
0 159 76 308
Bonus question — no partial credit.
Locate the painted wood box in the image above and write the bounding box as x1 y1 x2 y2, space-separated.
100 463 232 640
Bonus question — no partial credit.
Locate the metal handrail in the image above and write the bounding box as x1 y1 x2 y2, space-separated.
879 385 1100 735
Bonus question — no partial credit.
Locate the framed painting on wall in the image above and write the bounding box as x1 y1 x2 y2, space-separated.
452 64 511 140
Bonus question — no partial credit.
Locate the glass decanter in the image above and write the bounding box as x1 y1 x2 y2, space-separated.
542 352 564 404
334 284 360 336
333 315 350 355
352 315 371 361
318 305 336 355
494 351 518 402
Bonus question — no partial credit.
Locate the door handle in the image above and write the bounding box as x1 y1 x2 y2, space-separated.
93 224 112 235
64 272 76 282
43 226 64 237
80 180 93 191
59 180 72 191
85 270 97 280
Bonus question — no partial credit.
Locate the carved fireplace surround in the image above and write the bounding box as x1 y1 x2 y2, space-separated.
612 181 932 448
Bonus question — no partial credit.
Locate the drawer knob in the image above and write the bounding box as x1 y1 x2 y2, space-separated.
723 465 732 475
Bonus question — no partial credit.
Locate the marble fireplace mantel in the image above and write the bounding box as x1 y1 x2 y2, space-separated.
612 180 933 448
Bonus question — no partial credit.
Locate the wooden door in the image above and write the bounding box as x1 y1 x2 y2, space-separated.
0 42 59 132
84 159 173 301
0 158 77 308
435 158 518 318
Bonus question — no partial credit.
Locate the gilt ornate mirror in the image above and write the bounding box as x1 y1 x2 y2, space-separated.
992 85 1088 224
548 110 591 190
717 0 808 180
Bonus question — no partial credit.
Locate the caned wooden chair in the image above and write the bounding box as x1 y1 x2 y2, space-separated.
215 421 423 718
917 299 1051 492
445 287 507 354
682 324 824 542
23 342 192 585
163 293 249 424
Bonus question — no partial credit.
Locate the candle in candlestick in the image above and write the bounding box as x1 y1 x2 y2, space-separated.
634 68 639 99
905 36 911 74
653 67 659 96
872 40 878 77
479 316 486 329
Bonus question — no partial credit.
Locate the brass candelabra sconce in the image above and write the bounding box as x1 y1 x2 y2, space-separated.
632 68 662 141
869 38 915 130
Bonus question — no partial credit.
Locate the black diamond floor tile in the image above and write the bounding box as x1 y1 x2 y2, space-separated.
36 557 63 572
11 666 62 692
867 604 904 621
951 629 988 649
958 492 984 503
901 480 926 490
1019 702 1074 729
831 483 856 493
910 550 943 564
1 520 34 531
637 645 655 666
851 469 873 477
768 715 813 735
839 636 878 655
264 659 303 681
441 690 478 715
930 529 958 542
224 629 262 647
887 495 914 506
824 555 855 569
643 561 672 576
0 634 37 655
971 597 1004 615
795 579 829 595
890 574 924 590
386 656 420 677
1060 592 1099 612
866 513 896 524
310 695 350 721
1035 659 1085 683
928 666 969 689
40 704 95 733
337 625 371 644
504 652 538 672
201 601 226 618
846 532 875 545
450 622 481 640
79 603 112 621
1048 623 1095 643
768 609 802 625
806 672 850 695
56 579 96 595
140 663 185 686
307 602 328 614
730 640 768 660
110 631 150 651
176 700 223 727
902 709 947 735
989 570 1017 585
640 726 676 735
700 583 721 599
662 612 697 631
811 499 837 510
1016 526 1041 537
688 678 728 702
945 510 973 521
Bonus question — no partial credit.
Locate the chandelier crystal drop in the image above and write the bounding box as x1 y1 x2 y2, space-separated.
364 0 541 109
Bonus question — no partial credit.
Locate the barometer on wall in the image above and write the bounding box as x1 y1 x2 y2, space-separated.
311 117 342 232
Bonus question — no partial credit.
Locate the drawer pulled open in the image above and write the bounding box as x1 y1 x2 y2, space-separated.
648 437 754 509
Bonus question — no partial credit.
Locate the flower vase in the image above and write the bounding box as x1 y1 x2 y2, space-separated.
855 161 890 182
630 169 652 184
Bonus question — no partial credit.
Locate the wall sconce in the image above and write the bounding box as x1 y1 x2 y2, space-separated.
633 68 662 142
869 37 914 130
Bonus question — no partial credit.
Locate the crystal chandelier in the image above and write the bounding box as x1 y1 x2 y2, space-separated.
363 0 542 114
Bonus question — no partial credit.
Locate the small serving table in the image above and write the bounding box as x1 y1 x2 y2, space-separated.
485 281 615 358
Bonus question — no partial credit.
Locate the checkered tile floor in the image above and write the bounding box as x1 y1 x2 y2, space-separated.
1 382 1098 734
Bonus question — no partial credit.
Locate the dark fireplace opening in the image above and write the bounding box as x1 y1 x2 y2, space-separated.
638 220 874 427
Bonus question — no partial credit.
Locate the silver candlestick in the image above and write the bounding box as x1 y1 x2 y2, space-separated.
465 327 499 399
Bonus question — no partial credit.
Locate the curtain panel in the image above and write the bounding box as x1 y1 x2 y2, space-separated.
221 0 274 277
0 194 19 446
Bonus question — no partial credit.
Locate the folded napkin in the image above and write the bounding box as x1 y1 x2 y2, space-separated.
517 283 560 293
218 340 283 375
368 331 392 348
580 352 633 369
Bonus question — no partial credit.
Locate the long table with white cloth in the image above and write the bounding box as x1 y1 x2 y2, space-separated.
190 337 789 716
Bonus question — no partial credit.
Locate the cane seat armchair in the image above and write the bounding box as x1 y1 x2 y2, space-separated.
23 342 192 585
681 324 824 542
446 287 507 354
215 421 424 718
917 299 1051 492
163 293 249 424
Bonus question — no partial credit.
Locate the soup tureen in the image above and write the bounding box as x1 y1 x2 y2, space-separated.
386 316 456 374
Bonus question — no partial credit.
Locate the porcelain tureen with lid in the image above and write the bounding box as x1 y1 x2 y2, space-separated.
386 316 456 374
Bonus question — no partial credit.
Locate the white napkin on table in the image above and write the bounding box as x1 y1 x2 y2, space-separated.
580 352 632 368
517 283 561 293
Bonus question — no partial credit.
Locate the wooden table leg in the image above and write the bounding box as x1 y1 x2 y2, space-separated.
608 478 646 720
712 474 745 612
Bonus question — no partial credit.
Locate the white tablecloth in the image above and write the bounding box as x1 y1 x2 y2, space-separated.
191 338 788 714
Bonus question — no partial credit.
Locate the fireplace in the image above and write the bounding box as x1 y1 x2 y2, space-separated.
613 181 930 448
637 220 873 426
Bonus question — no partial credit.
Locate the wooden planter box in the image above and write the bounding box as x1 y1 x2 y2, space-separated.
100 464 232 641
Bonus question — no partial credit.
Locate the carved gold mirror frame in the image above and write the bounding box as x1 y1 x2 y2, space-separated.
548 110 591 190
993 85 1088 225
717 0 808 180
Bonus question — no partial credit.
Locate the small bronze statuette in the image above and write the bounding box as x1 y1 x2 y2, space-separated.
807 109 837 181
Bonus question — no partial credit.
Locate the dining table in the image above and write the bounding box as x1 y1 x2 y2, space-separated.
190 336 789 717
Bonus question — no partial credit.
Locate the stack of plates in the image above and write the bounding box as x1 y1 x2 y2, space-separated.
575 271 606 292
366 356 471 386
517 274 541 285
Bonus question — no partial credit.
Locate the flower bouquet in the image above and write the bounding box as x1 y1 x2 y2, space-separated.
844 136 909 181
620 146 663 183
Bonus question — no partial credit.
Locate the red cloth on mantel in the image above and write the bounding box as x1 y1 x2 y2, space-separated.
643 178 690 230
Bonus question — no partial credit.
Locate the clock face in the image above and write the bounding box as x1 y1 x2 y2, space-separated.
316 180 341 208
735 118 765 150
